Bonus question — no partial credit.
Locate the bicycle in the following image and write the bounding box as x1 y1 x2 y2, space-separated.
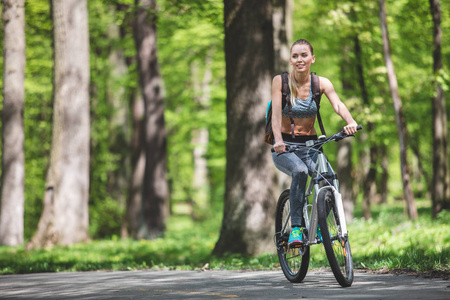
273 125 362 287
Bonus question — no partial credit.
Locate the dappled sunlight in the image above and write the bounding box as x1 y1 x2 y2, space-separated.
1 270 449 299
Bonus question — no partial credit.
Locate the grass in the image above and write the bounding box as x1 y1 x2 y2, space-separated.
349 202 450 273
0 199 449 275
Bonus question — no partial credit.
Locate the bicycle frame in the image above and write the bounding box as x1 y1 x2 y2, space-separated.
277 128 362 247
300 147 348 244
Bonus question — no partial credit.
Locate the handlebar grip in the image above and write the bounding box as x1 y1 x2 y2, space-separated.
271 145 292 153
357 125 363 131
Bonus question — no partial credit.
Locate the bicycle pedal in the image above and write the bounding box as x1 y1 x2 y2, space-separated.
289 243 304 248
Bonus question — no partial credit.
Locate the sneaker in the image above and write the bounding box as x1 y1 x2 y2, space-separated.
317 225 323 242
288 227 303 246
317 225 334 244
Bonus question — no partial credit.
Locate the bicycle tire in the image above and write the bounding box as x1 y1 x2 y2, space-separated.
275 189 310 283
317 188 354 287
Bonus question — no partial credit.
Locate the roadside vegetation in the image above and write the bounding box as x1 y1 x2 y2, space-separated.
1 198 448 276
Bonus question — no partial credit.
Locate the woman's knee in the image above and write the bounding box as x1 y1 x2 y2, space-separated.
291 165 308 179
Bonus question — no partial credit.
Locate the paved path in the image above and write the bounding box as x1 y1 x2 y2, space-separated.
0 270 448 299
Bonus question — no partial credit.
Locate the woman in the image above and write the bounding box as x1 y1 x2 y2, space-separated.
271 39 358 246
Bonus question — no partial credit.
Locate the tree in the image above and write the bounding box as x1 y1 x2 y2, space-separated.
123 3 145 235
332 3 361 222
273 0 292 74
190 52 213 218
134 0 169 239
378 0 417 220
155 0 225 217
354 31 375 219
0 0 25 246
213 0 277 256
124 90 145 237
338 43 356 222
27 0 90 248
429 0 449 217
272 0 292 192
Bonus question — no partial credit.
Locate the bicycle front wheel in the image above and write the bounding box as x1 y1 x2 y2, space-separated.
275 189 310 283
317 188 354 287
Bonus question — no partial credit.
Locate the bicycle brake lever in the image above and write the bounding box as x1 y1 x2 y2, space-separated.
334 131 345 141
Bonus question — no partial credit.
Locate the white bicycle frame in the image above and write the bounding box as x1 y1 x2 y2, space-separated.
301 146 348 244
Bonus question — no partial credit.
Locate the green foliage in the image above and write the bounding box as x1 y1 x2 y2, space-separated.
89 196 124 238
350 200 450 272
0 200 448 274
22 1 54 240
293 0 450 199
0 211 222 274
158 0 226 209
4 0 225 240
2 0 449 244
87 0 134 238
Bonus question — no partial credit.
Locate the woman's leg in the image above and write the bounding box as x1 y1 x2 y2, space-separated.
272 151 309 228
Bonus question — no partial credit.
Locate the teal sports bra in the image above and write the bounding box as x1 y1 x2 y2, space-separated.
282 75 318 118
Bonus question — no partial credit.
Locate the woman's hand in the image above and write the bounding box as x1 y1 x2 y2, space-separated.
273 141 286 153
343 122 358 135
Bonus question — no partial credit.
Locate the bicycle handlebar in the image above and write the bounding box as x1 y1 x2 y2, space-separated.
271 125 363 153
329 124 363 142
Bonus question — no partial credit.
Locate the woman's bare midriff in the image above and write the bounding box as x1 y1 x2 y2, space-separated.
281 115 317 136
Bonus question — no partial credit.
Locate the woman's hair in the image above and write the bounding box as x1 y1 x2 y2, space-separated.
288 39 314 105
290 39 314 55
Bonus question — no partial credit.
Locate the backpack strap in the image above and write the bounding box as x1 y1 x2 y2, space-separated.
281 72 289 107
311 72 326 136
281 72 295 138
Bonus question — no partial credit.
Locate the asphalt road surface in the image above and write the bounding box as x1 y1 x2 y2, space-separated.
0 270 449 299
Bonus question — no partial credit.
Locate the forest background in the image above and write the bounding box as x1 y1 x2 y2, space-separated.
0 0 449 274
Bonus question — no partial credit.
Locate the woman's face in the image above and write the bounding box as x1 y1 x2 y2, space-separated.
290 44 315 73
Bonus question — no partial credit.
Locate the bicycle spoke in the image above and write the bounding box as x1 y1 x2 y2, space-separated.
285 253 301 260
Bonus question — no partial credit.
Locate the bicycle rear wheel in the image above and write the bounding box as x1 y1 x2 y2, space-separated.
317 188 354 287
275 189 310 283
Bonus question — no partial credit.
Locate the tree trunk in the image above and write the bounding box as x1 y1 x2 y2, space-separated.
213 0 277 256
410 137 431 199
272 0 292 191
134 0 169 239
338 44 355 223
354 34 375 220
123 91 145 238
378 144 389 204
0 0 25 246
191 53 213 218
429 0 449 217
105 9 130 210
112 2 145 239
379 0 417 220
272 0 292 74
27 0 90 249
363 144 377 214
337 139 355 222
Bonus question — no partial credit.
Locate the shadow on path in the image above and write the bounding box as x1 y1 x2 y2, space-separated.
0 270 448 299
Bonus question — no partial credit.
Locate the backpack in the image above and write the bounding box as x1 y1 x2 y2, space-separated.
264 72 326 145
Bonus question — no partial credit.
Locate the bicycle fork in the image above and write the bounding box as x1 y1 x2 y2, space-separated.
304 185 349 244
332 188 348 237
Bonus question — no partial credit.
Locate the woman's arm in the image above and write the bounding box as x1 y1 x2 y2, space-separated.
321 77 358 135
271 75 286 152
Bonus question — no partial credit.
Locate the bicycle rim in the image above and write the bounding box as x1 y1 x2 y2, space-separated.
318 189 354 287
275 190 310 283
